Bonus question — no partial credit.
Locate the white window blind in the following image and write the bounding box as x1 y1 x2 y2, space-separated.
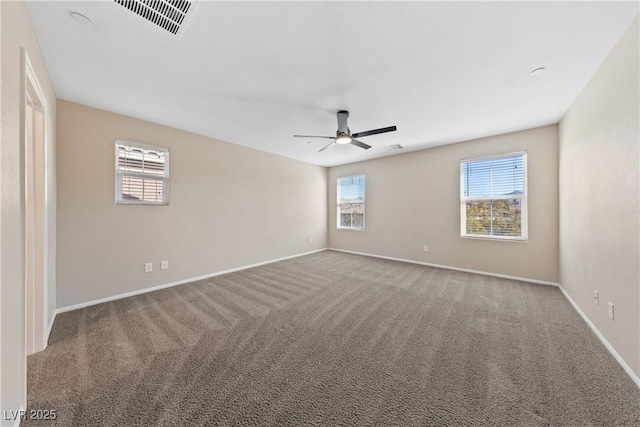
337 175 365 229
115 141 169 205
460 152 527 240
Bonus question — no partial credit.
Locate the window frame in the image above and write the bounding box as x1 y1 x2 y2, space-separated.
337 174 365 231
460 151 528 241
115 140 170 206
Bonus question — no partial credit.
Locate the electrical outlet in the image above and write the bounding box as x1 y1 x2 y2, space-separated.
594 290 599 305
608 302 614 320
423 245 429 252
309 237 313 244
161 260 169 270
144 262 152 273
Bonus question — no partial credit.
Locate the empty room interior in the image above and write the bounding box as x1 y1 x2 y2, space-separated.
1 1 639 426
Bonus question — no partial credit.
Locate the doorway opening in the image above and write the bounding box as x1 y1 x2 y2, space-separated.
25 55 47 355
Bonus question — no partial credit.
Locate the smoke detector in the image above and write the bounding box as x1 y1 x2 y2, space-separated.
114 0 196 37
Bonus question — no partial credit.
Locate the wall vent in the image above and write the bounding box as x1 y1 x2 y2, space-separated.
386 144 404 150
114 0 195 36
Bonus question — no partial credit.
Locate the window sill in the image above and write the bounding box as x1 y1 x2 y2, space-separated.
116 201 169 206
338 227 364 232
461 235 527 242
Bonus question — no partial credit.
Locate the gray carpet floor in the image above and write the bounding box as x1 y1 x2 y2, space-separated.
26 251 640 426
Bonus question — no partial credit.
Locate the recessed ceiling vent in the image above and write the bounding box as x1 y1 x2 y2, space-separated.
114 0 195 36
386 144 404 150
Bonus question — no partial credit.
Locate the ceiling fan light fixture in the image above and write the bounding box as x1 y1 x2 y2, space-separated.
336 134 352 145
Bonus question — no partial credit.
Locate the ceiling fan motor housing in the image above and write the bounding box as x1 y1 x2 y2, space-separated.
337 110 350 133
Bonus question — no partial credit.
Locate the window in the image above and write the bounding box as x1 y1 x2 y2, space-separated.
115 141 169 205
337 175 365 229
461 152 527 240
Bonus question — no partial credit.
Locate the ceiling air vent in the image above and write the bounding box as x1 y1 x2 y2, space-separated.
386 144 404 150
114 0 195 36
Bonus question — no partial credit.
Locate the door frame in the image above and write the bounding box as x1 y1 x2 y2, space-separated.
24 51 48 355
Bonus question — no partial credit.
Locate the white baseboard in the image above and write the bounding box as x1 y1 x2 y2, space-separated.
46 311 56 344
328 248 559 286
557 285 640 389
55 248 328 315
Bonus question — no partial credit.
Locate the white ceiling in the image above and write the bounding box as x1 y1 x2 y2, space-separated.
27 1 638 167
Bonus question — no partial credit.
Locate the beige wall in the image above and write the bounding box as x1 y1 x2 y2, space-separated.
1 0 57 419
559 14 639 378
328 125 559 283
56 100 327 308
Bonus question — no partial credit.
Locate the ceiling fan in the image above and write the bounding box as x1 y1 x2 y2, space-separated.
294 110 397 152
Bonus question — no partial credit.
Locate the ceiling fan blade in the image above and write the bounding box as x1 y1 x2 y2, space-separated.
293 134 336 139
337 110 349 133
319 141 336 152
350 139 371 150
352 126 397 139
